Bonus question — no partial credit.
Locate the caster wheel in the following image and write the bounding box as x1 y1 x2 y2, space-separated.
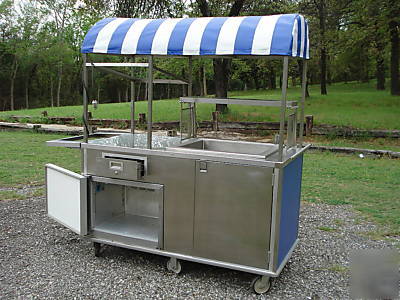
167 257 182 274
94 242 104 257
251 276 271 294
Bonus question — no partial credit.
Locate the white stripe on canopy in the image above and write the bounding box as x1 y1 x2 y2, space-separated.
251 15 281 55
182 17 213 55
93 18 128 53
151 18 183 55
215 17 246 55
121 19 153 54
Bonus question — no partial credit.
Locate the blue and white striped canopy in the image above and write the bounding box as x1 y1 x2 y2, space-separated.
82 14 309 59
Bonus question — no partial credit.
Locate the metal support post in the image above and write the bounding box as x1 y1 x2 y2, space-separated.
130 56 136 134
278 57 289 161
82 54 89 143
188 56 195 137
147 56 153 149
298 60 308 146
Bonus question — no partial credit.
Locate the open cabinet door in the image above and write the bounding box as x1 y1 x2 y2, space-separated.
46 164 88 235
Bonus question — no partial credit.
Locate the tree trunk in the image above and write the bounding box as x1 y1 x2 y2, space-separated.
213 58 230 113
25 82 29 109
389 19 400 95
137 82 141 101
202 65 207 96
50 77 54 107
197 0 244 111
319 0 327 95
10 56 18 111
269 66 276 89
57 62 63 107
376 56 386 90
97 86 100 103
299 60 310 98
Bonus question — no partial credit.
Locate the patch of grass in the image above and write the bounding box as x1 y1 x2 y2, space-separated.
327 264 348 273
302 151 400 234
0 190 27 200
0 130 80 187
333 219 345 227
307 136 400 152
1 81 399 129
317 226 338 232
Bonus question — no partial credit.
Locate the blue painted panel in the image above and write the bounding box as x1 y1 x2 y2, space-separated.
277 155 303 267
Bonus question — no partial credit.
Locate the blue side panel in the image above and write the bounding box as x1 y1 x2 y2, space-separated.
277 155 303 267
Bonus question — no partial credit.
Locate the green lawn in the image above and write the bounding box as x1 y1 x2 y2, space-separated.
1 130 399 235
1 81 399 130
302 150 400 234
0 130 80 187
306 136 400 152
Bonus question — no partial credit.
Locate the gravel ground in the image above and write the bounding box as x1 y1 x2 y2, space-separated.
0 194 398 299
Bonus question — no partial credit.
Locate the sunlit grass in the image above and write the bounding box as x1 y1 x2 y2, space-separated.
1 81 399 129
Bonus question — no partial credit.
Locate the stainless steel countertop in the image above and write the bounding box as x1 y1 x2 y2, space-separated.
83 133 309 168
89 133 181 149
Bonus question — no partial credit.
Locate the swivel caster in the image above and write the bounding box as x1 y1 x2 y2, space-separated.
93 242 104 257
166 257 182 274
251 275 271 294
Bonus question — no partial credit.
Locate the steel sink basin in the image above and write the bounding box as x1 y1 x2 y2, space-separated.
177 139 278 157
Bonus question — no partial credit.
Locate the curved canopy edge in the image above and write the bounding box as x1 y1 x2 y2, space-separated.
81 14 309 59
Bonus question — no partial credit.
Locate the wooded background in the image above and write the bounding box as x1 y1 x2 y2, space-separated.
0 0 399 112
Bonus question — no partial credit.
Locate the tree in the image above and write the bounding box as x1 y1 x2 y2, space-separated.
387 0 400 95
195 0 246 113
299 0 329 95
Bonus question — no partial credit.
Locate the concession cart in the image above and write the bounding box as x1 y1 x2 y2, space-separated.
45 14 310 294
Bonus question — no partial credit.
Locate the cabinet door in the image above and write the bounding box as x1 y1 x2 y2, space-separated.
193 161 273 269
46 164 87 235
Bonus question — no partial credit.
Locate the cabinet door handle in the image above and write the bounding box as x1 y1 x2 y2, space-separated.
109 161 123 171
199 161 207 173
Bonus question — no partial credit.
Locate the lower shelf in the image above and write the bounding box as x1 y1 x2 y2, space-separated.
94 214 159 243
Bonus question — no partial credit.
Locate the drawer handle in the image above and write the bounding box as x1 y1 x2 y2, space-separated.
109 161 123 172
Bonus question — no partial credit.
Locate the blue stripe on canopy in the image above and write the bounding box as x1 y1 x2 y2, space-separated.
107 18 138 54
270 14 297 56
81 18 116 53
296 16 302 57
81 14 310 59
136 19 165 55
200 17 228 55
167 18 196 55
234 16 262 55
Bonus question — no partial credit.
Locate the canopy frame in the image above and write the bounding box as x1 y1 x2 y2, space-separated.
81 13 309 162
82 53 308 162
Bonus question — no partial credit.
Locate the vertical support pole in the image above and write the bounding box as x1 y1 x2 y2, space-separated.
299 60 308 146
147 56 153 149
180 101 183 141
188 56 196 137
279 57 289 161
130 56 135 135
82 54 89 143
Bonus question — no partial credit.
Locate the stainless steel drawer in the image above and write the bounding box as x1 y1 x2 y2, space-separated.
94 156 144 180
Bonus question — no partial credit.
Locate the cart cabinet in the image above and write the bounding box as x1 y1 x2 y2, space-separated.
45 13 310 294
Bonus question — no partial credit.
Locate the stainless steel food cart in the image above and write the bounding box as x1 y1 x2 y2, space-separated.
45 14 310 294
